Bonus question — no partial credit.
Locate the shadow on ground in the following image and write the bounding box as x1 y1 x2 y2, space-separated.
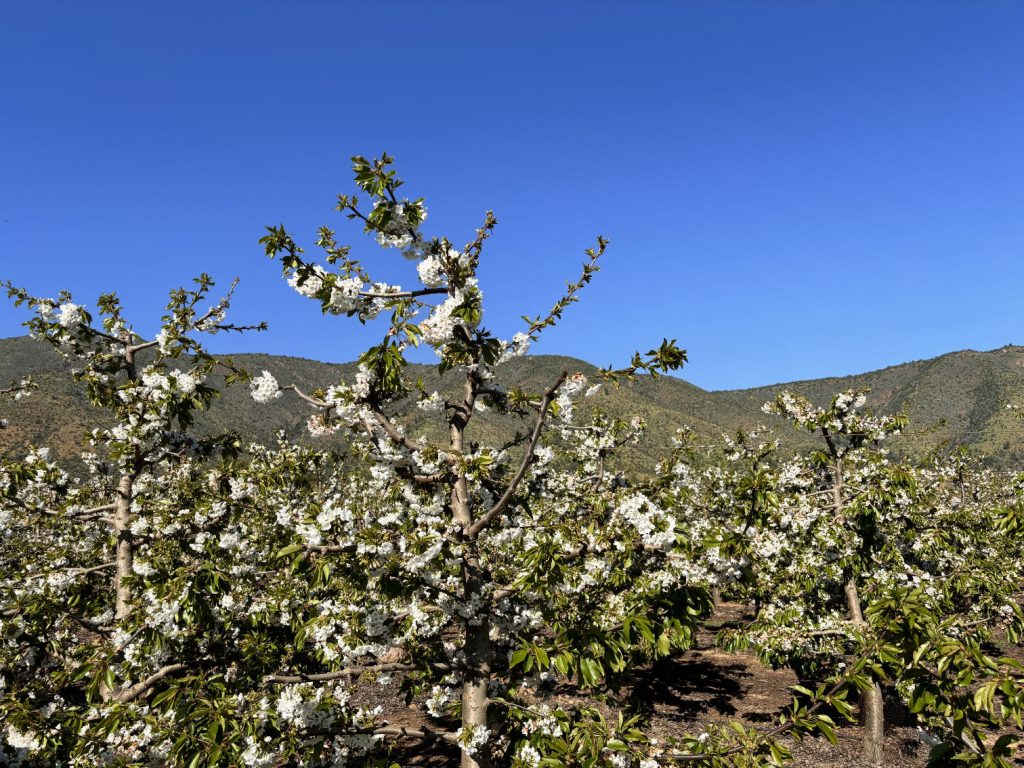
627 654 753 721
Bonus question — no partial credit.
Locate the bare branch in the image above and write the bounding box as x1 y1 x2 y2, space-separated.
359 287 448 299
307 724 458 744
268 661 451 685
372 725 458 744
466 372 567 539
283 384 329 409
70 561 117 576
368 405 439 457
304 544 356 555
13 562 117 584
128 339 160 355
114 663 188 703
36 503 116 522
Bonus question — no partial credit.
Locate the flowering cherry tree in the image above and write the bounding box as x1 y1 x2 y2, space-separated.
252 154 711 768
0 277 263 765
702 392 1024 767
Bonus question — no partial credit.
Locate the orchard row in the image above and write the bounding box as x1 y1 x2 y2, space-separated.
1 156 1021 768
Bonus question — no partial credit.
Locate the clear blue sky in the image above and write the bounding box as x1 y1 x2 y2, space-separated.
2 1 1022 390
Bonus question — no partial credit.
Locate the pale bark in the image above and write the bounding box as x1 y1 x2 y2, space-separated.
832 447 884 767
461 581 492 768
448 371 492 768
113 345 139 623
843 577 864 626
113 471 136 623
845 575 884 766
861 681 885 767
114 663 188 703
99 345 142 704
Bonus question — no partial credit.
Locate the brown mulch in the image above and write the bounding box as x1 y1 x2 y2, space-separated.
345 602 1022 766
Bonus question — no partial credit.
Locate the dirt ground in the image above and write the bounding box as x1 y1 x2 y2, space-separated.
348 602 1023 767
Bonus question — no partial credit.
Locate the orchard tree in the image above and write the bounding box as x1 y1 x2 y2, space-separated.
764 391 908 766
252 154 708 768
711 391 1024 767
0 277 263 765
239 156 881 768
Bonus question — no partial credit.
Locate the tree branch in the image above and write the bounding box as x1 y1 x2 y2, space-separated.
307 724 458 744
369 405 431 456
304 544 356 555
128 339 160 355
16 561 117 582
37 503 116 521
268 661 451 685
466 372 566 540
283 384 329 409
359 287 448 299
114 663 189 703
372 725 458 743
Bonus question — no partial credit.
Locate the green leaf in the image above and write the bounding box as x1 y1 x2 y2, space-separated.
534 646 550 669
579 657 602 687
275 543 305 558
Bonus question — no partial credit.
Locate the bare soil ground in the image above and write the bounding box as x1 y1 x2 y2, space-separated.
348 602 1023 767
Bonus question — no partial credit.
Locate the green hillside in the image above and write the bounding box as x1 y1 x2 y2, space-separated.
4 336 1024 471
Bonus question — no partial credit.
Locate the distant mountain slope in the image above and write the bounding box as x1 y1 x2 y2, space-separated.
732 346 1024 464
4 336 1024 470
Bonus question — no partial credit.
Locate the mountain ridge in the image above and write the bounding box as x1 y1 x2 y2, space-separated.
4 336 1024 470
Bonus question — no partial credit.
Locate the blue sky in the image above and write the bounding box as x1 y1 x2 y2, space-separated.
2 1 1022 390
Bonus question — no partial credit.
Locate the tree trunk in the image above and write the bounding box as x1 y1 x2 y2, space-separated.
843 577 864 625
845 576 884 766
113 470 135 622
828 447 884 765
461 583 492 768
104 343 141 706
861 681 885 767
113 345 140 624
450 372 492 768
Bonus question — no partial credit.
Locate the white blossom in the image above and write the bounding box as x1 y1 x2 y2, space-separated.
250 370 281 404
